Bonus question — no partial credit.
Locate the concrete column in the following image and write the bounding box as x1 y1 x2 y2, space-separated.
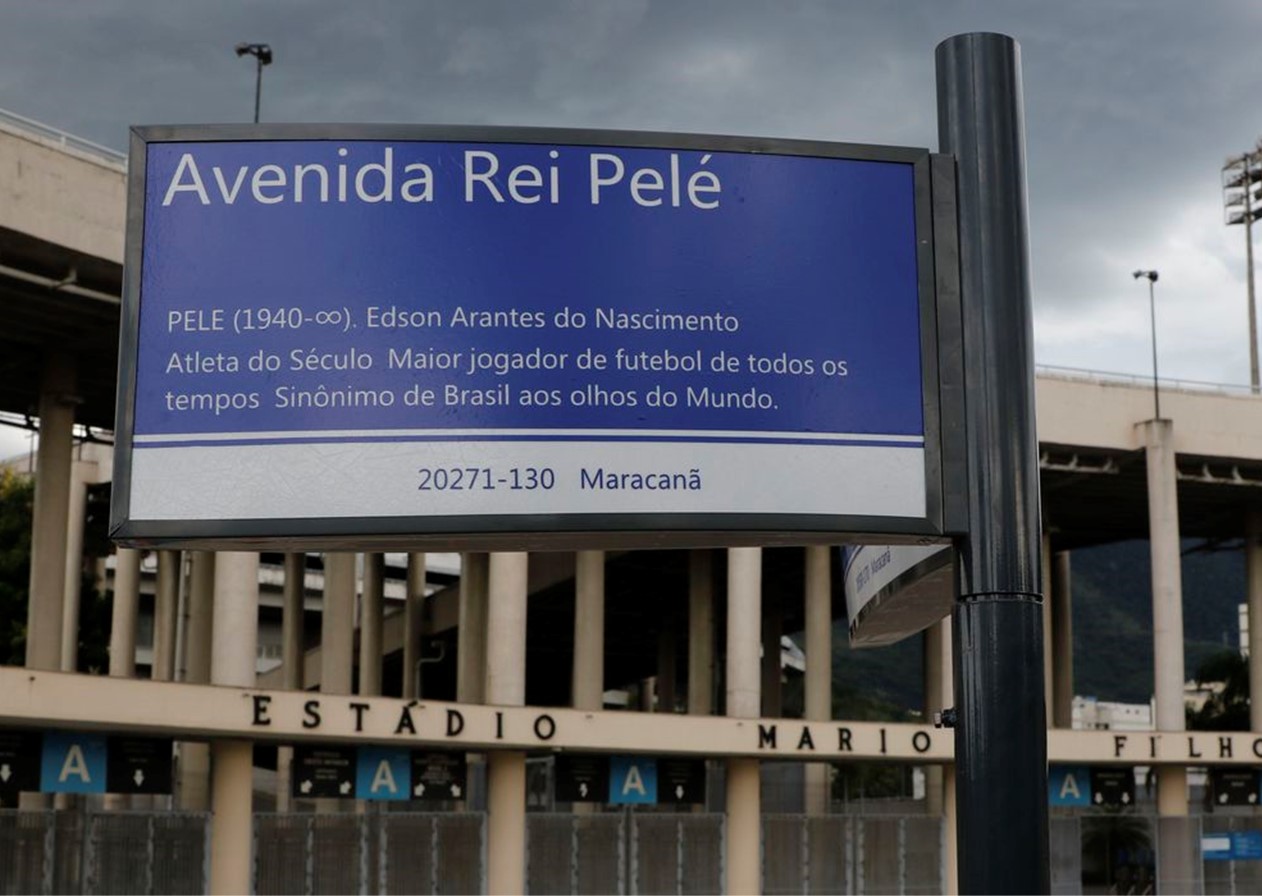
25 351 75 672
486 552 528 895
726 547 762 895
1248 511 1262 731
1144 422 1186 757
924 619 950 816
487 750 526 892
572 551 604 711
211 552 258 684
281 554 305 691
321 553 356 696
59 455 93 672
209 740 253 895
687 550 714 716
178 551 215 811
109 549 141 679
276 553 304 812
316 553 356 814
1142 419 1194 887
104 547 142 810
185 552 216 683
152 550 180 681
209 552 258 894
457 553 489 704
804 546 832 816
1051 551 1074 729
727 757 761 892
571 551 604 817
403 553 426 700
360 553 384 697
457 552 490 815
761 597 782 718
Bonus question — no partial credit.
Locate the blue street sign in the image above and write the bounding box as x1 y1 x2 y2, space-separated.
1047 765 1091 807
1235 830 1262 860
115 128 941 544
1203 830 1262 861
609 756 657 804
356 746 411 801
40 732 107 794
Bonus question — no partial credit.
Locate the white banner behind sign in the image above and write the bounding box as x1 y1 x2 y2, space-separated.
844 543 953 647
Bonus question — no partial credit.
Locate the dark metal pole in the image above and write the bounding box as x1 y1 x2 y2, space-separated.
936 33 1049 894
1133 270 1160 418
253 57 263 124
1148 277 1160 419
1246 174 1258 392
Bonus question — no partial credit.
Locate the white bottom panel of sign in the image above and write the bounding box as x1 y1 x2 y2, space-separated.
127 437 926 520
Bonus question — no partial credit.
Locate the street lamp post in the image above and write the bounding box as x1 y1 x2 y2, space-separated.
1134 269 1161 420
234 43 273 124
1223 146 1262 393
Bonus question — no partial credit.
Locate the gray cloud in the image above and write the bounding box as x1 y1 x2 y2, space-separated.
1 0 1261 385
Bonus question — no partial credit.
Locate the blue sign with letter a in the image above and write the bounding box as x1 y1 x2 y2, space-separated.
609 756 657 804
41 732 107 794
1048 765 1091 807
356 747 411 801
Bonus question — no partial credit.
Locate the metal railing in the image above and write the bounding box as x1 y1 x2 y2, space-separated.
0 106 126 168
1036 364 1259 398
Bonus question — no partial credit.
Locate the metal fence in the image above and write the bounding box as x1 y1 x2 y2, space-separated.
10 807 1262 894
761 815 945 895
0 810 207 895
1202 815 1262 896
254 811 485 895
0 809 938 895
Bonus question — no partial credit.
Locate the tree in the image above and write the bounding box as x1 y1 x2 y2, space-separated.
0 470 33 664
1186 648 1250 731
830 682 919 801
0 469 110 671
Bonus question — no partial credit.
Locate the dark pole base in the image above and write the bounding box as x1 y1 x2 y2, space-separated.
953 595 1049 894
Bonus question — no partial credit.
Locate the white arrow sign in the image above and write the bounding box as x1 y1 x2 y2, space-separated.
579 782 588 799
1120 792 1130 805
0 764 10 783
450 783 462 798
675 784 685 800
414 782 425 797
339 781 352 795
133 769 145 788
300 780 313 794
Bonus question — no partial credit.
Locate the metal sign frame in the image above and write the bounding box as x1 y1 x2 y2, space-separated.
111 124 961 551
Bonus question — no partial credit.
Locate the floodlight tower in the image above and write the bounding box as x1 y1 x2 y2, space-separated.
1223 143 1262 392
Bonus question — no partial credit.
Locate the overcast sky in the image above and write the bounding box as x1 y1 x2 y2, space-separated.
2 0 1261 458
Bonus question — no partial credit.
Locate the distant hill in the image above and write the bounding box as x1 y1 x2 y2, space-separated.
828 539 1246 712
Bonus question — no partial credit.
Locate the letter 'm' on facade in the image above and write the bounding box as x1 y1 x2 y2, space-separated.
758 724 777 749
